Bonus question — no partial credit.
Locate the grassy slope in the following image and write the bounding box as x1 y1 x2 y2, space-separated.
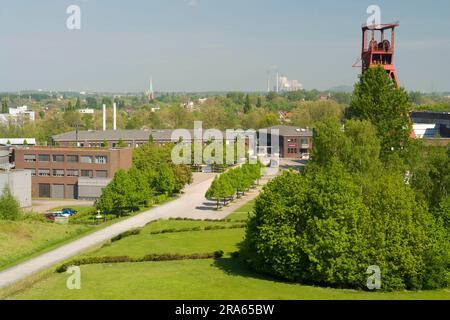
6 199 450 300
0 221 90 269
0 204 160 271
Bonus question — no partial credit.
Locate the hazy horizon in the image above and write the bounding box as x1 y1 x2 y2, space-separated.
1 0 449 93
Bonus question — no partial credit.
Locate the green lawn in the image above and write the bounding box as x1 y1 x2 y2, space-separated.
87 227 244 258
11 260 450 300
225 199 255 221
0 220 91 270
0 204 160 271
4 198 450 300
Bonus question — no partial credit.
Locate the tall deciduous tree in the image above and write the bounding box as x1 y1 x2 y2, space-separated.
349 66 411 158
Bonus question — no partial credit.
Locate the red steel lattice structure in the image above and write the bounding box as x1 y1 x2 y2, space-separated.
361 21 400 88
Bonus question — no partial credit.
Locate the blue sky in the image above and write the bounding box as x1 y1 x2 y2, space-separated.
0 0 449 92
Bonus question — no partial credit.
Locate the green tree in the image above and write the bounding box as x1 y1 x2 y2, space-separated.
256 96 263 108
101 139 109 148
75 97 81 109
242 162 449 290
0 188 21 220
156 164 176 195
243 95 251 114
117 138 127 148
349 66 411 158
127 167 152 209
172 164 193 193
205 175 235 209
1 99 8 114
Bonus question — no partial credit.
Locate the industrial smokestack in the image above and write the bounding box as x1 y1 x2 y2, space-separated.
113 103 117 131
102 104 106 131
276 72 279 93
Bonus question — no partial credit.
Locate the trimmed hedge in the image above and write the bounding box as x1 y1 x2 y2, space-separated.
56 250 225 273
111 228 141 242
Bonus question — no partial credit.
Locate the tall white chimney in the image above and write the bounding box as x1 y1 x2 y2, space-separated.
102 104 106 131
276 72 279 93
113 103 117 131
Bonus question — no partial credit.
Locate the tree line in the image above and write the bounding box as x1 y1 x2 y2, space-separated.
205 163 262 209
96 141 193 216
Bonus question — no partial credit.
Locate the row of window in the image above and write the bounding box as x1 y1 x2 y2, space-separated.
287 138 309 145
27 168 108 178
287 148 298 154
24 154 108 164
80 142 143 148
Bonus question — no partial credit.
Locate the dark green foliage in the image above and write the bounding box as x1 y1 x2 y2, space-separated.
97 141 193 216
349 66 411 158
243 163 449 290
244 95 251 114
1 99 8 114
0 188 21 221
242 117 449 290
111 228 142 242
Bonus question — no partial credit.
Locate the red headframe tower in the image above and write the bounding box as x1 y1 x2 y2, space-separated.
361 22 400 87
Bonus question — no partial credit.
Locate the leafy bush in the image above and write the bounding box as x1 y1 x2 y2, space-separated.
242 164 449 290
0 188 21 221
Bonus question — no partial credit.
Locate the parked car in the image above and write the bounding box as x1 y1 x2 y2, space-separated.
61 208 78 216
44 213 56 221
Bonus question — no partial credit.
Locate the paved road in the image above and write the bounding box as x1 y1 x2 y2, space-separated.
0 172 270 289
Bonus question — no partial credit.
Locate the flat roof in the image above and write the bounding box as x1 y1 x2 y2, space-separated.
261 125 314 137
12 146 130 152
52 129 251 142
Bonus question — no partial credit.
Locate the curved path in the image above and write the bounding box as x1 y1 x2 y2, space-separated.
0 173 270 289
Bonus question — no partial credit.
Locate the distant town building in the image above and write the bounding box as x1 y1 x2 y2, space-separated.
51 129 246 149
181 101 195 111
13 147 133 200
411 111 450 146
0 170 32 207
277 75 303 92
0 106 35 124
0 138 36 146
78 108 95 114
258 125 313 159
146 77 155 102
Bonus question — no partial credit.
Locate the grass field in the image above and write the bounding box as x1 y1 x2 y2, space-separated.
0 203 162 271
4 199 450 300
10 259 450 300
0 220 90 270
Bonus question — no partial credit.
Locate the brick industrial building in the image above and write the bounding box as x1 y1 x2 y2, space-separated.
51 129 249 149
258 125 313 159
13 147 132 200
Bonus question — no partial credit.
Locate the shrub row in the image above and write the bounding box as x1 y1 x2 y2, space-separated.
56 250 224 273
168 217 247 223
148 224 245 235
110 228 141 242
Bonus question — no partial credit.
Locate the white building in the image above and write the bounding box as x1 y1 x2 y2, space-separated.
0 170 32 208
0 138 36 146
78 108 95 114
0 106 35 124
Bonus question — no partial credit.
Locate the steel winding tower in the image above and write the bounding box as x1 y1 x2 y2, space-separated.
360 21 400 87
